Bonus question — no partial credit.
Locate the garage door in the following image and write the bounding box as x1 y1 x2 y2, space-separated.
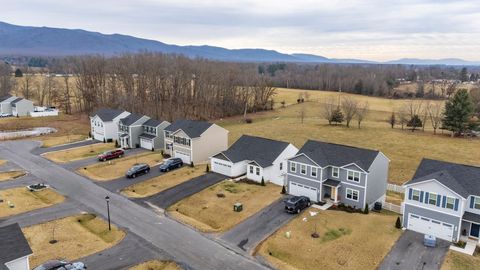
211 158 233 176
289 182 318 202
408 214 454 241
175 150 191 164
140 138 153 150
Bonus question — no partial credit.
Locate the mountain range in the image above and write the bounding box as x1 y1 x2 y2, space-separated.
0 21 479 66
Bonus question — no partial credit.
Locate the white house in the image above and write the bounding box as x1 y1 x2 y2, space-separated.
0 223 32 270
90 108 130 142
0 96 34 116
211 135 298 186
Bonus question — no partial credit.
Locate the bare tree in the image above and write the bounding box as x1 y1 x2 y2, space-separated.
321 97 337 125
341 96 358 128
299 107 306 124
0 62 13 96
355 102 369 128
428 102 444 135
421 101 430 131
388 112 396 128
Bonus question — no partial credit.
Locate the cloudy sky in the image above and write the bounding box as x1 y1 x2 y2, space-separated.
2 0 480 61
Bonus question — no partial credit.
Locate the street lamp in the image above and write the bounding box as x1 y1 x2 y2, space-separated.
105 195 111 231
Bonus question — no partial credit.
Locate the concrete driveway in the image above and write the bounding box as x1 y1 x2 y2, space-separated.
379 230 450 270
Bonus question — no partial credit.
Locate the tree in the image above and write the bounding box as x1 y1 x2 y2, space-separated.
470 87 480 116
281 185 286 194
415 81 425 98
407 115 423 132
321 97 337 125
299 107 306 124
206 164 210 172
388 112 396 129
261 177 265 186
14 68 23 77
442 89 475 136
363 204 369 214
460 67 469 82
395 217 402 229
341 96 358 128
356 102 369 128
330 107 344 125
428 102 443 135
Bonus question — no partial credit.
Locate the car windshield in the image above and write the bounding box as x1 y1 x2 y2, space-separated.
164 160 174 165
101 151 110 155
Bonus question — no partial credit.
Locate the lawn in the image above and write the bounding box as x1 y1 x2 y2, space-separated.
257 210 402 270
168 180 282 232
40 134 88 148
0 160 6 166
78 152 163 181
442 249 480 270
386 190 404 205
23 213 125 268
129 260 181 270
43 143 115 163
0 171 26 181
0 187 65 218
122 165 207 198
216 88 480 185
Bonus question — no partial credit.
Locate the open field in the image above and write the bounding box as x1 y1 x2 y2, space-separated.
257 210 402 270
43 143 115 163
78 152 163 181
216 88 480 185
129 260 181 270
122 165 207 198
442 249 480 270
168 181 282 232
23 213 125 268
0 187 64 218
0 171 26 182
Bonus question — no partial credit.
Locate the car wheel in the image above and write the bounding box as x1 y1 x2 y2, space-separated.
103 158 106 162
132 174 136 178
119 155 123 158
146 169 150 173
297 208 301 214
308 202 311 206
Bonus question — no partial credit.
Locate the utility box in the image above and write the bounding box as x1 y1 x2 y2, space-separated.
233 203 243 212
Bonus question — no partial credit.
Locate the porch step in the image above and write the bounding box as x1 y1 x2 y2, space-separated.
450 240 477 255
312 202 333 211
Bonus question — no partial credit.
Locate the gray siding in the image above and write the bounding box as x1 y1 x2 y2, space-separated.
129 126 143 148
289 155 317 166
287 160 320 181
154 121 170 150
338 182 366 209
365 153 389 205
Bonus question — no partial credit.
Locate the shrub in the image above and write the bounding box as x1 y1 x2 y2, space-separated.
245 118 253 124
103 138 106 143
190 161 194 167
281 185 286 194
395 217 402 229
115 140 119 148
261 177 265 186
206 164 210 172
88 131 92 138
364 204 369 214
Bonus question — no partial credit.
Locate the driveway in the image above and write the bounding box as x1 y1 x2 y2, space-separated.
221 197 294 253
61 147 147 171
32 139 99 155
379 230 450 270
97 164 164 192
137 172 225 209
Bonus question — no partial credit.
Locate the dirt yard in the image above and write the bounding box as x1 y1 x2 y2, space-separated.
23 213 125 268
442 249 480 270
386 190 404 205
129 260 181 270
0 187 65 218
168 180 282 232
0 171 26 182
43 143 115 163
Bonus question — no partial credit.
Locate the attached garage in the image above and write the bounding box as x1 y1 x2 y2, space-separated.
289 182 318 202
140 138 153 150
175 150 191 164
407 213 454 241
211 158 233 176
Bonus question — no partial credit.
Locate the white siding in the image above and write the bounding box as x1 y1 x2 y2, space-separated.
5 255 30 270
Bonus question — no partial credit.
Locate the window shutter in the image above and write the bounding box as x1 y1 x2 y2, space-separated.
424 192 429 204
454 199 459 211
442 196 446 208
420 191 424 203
436 194 441 207
408 188 413 200
470 197 475 209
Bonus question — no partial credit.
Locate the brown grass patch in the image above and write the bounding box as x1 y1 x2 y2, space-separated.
129 260 181 270
0 160 6 166
0 171 26 182
168 181 282 232
43 143 115 163
0 187 65 218
442 250 480 270
23 213 125 268
386 190 404 205
40 134 88 148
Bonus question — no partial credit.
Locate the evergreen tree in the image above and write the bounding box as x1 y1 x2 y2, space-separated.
330 107 344 124
281 185 286 194
14 68 23 77
389 112 396 129
206 164 210 173
363 204 369 214
460 67 469 82
395 217 402 229
261 177 265 186
407 115 423 132
442 89 475 136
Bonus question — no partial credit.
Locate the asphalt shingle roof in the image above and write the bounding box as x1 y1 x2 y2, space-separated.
120 113 147 126
143 118 163 127
463 211 480 224
405 158 480 198
164 119 213 138
0 223 32 267
139 133 156 139
0 95 12 102
91 108 126 122
297 140 380 171
219 135 290 168
10 97 23 104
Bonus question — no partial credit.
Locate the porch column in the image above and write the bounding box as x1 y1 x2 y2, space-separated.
334 186 339 203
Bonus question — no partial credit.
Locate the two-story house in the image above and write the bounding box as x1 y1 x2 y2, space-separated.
90 108 130 142
403 158 480 242
139 118 171 151
164 119 228 164
118 113 150 149
0 223 33 270
211 135 298 185
285 140 389 209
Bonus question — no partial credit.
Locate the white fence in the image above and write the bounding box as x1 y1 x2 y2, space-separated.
30 110 59 117
383 202 403 214
387 183 405 194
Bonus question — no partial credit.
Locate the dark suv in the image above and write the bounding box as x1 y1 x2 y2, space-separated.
126 163 150 178
284 196 311 214
159 158 183 172
98 149 124 161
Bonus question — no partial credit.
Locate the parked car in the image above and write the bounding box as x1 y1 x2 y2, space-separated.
126 163 150 178
284 196 311 214
97 149 124 161
159 158 183 172
33 260 86 270
27 183 49 191
0 113 12 118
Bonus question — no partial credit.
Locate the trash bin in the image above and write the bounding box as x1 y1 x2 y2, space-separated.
233 203 243 212
374 202 382 211
424 234 436 247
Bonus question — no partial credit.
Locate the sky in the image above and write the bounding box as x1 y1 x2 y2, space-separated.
2 0 480 61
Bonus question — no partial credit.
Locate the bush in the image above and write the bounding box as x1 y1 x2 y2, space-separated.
88 131 91 138
364 204 369 214
261 177 265 186
115 140 119 148
206 164 210 172
245 118 253 124
103 138 106 143
395 217 402 229
190 161 194 167
281 185 286 194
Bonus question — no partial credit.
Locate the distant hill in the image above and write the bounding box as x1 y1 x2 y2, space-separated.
0 21 478 65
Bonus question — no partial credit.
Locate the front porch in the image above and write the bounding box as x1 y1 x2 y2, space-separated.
322 179 341 204
119 133 131 149
461 212 480 245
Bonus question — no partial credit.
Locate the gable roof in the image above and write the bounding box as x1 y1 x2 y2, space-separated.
218 135 290 168
91 108 126 122
143 118 163 127
0 95 12 102
120 113 147 126
405 158 480 198
10 97 24 104
295 140 379 171
165 119 213 138
0 223 32 267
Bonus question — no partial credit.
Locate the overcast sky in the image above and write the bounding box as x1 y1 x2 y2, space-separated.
2 0 480 61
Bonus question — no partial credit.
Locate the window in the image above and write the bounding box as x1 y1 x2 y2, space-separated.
256 167 260 176
346 188 359 201
249 166 254 174
311 167 317 177
290 162 296 172
475 197 480 210
412 189 420 201
428 193 437 205
279 162 283 170
300 164 306 175
347 170 360 182
165 131 171 138
332 167 339 178
445 197 455 210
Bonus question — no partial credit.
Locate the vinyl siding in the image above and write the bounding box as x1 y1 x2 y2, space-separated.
12 99 34 116
365 153 389 205
191 124 228 164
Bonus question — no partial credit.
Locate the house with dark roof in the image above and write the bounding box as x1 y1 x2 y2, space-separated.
139 118 170 151
211 135 298 185
118 113 150 149
403 159 480 242
285 140 389 209
90 108 130 142
0 223 33 270
0 95 34 117
164 119 228 164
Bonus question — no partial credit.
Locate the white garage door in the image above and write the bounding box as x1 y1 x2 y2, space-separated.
175 150 191 164
408 214 454 241
140 138 153 150
211 158 233 176
289 182 318 202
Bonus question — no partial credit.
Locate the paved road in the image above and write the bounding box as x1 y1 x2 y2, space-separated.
0 141 268 270
221 197 294 253
0 173 39 190
61 147 148 171
379 230 450 270
138 172 225 209
32 139 99 155
97 164 165 192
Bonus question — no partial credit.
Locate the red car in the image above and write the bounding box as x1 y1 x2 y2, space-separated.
97 149 124 161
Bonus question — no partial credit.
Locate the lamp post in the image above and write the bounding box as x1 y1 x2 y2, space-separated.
105 195 111 231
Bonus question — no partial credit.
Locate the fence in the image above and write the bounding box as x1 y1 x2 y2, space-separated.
387 183 405 194
383 202 403 214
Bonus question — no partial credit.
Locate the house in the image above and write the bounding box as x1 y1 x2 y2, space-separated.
164 119 228 164
0 223 33 270
90 108 130 142
0 95 34 116
285 140 389 209
139 118 170 151
118 113 150 149
403 158 480 242
211 135 298 185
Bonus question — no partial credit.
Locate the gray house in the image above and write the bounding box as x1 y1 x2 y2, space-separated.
0 223 33 270
118 113 150 149
286 140 389 209
139 118 170 151
403 159 480 242
0 95 34 116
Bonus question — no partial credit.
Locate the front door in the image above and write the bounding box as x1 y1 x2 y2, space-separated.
331 186 337 202
470 223 480 238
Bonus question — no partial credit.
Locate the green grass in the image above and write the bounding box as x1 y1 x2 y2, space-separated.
322 227 352 242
